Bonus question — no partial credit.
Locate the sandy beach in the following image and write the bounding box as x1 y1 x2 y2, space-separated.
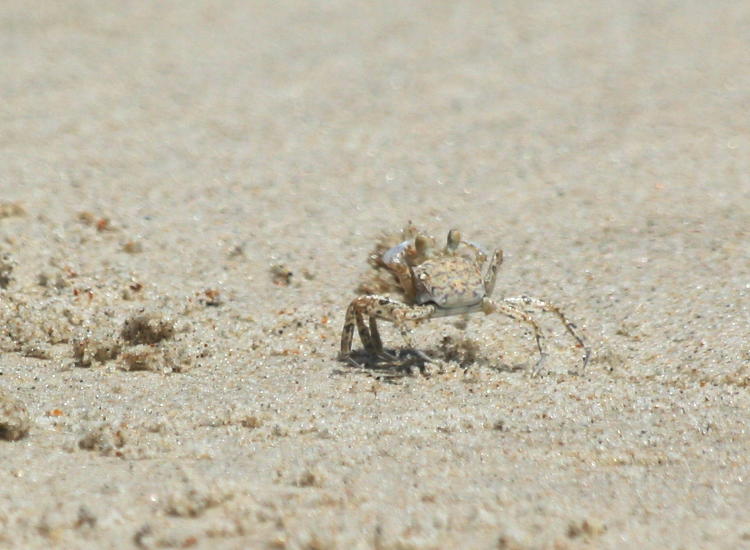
2 1 750 548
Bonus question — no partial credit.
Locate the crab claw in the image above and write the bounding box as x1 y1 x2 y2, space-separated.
382 239 413 266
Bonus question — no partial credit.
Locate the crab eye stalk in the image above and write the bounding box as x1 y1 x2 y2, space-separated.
446 229 461 251
414 234 431 255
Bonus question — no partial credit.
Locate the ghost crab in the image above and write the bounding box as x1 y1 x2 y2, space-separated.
339 227 590 375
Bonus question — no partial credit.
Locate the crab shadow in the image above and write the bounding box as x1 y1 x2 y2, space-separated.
333 349 430 382
333 347 525 382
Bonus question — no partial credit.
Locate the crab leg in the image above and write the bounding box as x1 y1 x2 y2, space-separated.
354 307 375 352
341 300 375 357
482 249 503 296
503 295 590 370
339 295 436 359
368 315 383 352
481 298 547 375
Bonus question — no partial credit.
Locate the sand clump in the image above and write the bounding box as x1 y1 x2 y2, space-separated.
0 293 81 358
121 313 176 345
164 484 234 519
270 264 294 287
0 252 13 289
438 334 483 368
0 207 214 372
73 311 205 373
77 423 127 456
0 236 209 372
0 285 210 370
0 388 31 441
0 201 25 219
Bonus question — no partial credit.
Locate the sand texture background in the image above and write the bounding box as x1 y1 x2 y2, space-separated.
2 1 750 548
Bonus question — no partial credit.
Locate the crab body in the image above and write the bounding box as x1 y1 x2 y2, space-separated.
339 227 589 375
413 256 485 309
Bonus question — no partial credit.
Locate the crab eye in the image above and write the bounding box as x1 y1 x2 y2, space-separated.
447 229 461 250
414 234 430 254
